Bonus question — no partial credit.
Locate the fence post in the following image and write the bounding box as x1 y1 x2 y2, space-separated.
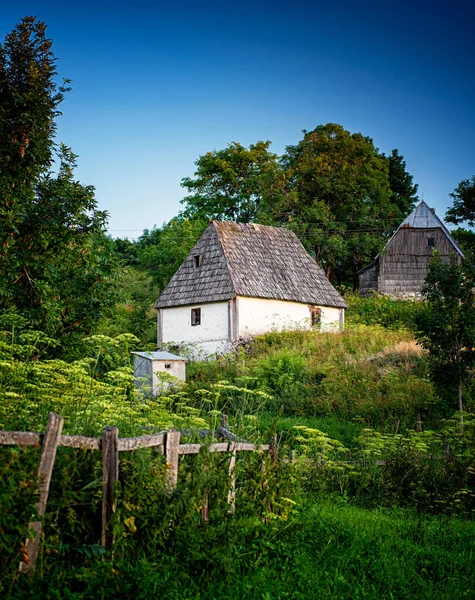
269 434 278 465
101 426 119 548
220 414 228 430
165 430 180 491
201 463 209 523
19 412 63 575
227 443 237 512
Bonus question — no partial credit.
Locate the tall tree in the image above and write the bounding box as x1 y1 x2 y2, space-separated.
260 124 401 287
415 255 475 426
181 141 279 223
384 149 418 216
446 175 475 227
0 17 119 343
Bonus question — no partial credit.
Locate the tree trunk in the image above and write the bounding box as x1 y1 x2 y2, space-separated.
458 379 464 431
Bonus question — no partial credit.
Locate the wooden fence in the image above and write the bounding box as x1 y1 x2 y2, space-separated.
0 413 276 575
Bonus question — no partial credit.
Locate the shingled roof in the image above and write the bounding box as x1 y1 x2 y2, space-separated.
155 222 347 309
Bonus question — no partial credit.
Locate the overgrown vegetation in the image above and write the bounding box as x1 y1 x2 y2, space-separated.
1 14 475 599
2 304 475 597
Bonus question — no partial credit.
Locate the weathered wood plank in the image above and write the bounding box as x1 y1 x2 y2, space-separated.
178 443 202 455
178 441 270 455
0 431 42 446
19 413 63 575
118 433 165 452
215 425 242 442
165 430 180 490
227 443 237 512
101 427 119 548
60 435 100 450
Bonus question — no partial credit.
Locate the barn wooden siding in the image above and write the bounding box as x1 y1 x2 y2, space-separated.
359 260 379 297
360 227 461 297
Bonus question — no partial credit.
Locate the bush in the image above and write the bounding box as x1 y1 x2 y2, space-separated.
346 293 423 330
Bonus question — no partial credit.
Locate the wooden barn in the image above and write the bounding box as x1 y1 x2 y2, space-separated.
155 221 347 356
359 201 464 297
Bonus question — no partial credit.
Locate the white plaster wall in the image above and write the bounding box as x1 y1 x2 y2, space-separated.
321 306 345 331
237 297 344 337
160 302 230 356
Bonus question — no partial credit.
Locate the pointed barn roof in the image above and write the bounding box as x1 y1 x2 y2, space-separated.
384 201 464 257
155 221 347 309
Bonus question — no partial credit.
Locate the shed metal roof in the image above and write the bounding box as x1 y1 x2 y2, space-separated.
132 351 185 361
155 221 347 309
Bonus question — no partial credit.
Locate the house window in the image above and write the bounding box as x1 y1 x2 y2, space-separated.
191 308 201 326
428 238 435 247
194 255 203 267
165 363 171 369
310 306 321 327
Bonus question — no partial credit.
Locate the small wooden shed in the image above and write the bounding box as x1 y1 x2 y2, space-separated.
132 351 186 397
359 201 464 297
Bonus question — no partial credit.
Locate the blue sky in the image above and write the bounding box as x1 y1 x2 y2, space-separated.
3 0 474 238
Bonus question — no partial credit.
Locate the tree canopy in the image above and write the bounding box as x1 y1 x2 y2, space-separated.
260 124 417 287
181 141 279 223
178 124 418 288
0 17 120 345
446 175 475 227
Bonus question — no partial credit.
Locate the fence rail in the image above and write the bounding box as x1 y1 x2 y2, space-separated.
0 413 275 575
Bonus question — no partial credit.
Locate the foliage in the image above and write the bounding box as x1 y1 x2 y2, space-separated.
415 255 475 414
384 148 419 215
345 292 423 330
256 348 308 395
259 123 412 287
0 447 39 590
451 226 475 255
352 421 475 514
135 216 207 291
95 267 158 346
181 141 279 223
446 174 475 227
7 499 475 599
0 17 120 346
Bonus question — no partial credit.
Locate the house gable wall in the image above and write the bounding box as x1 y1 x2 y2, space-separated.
380 227 461 296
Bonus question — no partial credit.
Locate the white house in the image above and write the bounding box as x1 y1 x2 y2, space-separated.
154 221 347 356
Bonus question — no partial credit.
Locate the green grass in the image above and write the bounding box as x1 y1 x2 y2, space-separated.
13 498 475 600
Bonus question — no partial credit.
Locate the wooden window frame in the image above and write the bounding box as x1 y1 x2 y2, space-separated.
427 238 435 247
309 306 321 327
191 308 201 326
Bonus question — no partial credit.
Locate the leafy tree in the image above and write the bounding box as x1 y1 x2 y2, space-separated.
451 227 475 256
446 175 475 227
415 255 475 423
113 237 140 266
181 141 279 222
0 17 120 345
136 216 207 291
260 124 404 287
96 267 159 345
384 149 418 216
